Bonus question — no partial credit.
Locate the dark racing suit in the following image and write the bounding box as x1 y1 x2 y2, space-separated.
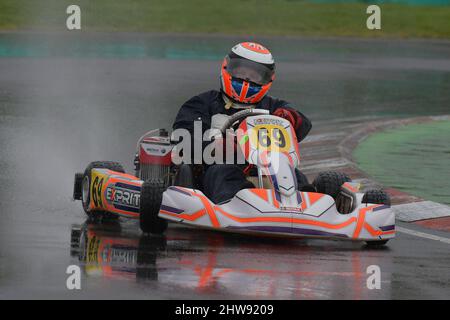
173 90 312 203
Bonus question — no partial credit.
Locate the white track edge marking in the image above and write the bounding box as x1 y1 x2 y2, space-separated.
396 226 450 244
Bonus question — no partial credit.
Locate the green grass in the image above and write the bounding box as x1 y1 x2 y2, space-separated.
354 120 450 205
1 0 450 38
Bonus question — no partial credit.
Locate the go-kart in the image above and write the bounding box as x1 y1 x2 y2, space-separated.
73 109 395 246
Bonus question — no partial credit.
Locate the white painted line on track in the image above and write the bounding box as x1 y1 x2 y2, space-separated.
397 226 450 245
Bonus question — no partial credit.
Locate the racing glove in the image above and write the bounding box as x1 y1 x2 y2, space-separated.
273 107 303 132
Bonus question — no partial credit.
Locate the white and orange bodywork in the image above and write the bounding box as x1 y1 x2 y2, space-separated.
159 114 395 241
159 187 395 241
85 113 395 242
88 168 143 219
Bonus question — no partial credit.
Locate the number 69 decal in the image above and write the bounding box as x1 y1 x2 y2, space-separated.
250 125 291 152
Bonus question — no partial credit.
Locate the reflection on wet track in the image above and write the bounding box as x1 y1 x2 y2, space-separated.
70 220 392 299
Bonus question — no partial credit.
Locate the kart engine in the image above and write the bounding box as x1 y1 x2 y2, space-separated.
134 129 173 185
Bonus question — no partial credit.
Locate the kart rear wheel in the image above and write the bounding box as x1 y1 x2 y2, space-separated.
139 179 168 234
73 172 83 200
81 161 125 219
312 171 351 199
83 161 125 178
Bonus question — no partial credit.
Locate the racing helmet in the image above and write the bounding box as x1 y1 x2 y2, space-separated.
220 42 275 106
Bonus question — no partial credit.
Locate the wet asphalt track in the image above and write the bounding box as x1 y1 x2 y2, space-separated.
0 33 449 299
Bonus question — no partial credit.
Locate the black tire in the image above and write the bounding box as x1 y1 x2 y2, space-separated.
73 172 83 200
174 164 194 188
81 161 125 218
295 169 309 188
83 161 125 178
312 171 351 199
362 189 391 206
139 179 168 234
365 240 389 247
363 189 391 247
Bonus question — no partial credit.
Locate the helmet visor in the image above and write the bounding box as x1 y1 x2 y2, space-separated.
231 79 262 98
227 57 274 85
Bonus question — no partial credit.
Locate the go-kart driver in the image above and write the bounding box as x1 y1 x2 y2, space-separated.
173 42 312 204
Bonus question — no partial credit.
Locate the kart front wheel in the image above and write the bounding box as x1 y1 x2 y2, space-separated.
139 179 168 234
365 240 389 247
363 189 391 247
362 189 391 206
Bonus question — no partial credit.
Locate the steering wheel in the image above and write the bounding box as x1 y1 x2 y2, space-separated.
220 109 270 135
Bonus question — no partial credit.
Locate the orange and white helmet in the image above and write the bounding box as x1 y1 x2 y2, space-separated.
220 42 275 106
